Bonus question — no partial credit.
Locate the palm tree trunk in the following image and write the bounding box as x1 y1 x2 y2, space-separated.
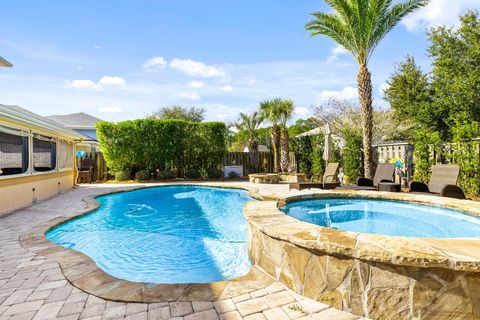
280 127 290 172
357 63 374 179
249 140 260 173
271 125 280 173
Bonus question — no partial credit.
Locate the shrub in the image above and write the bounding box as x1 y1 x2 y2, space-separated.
310 134 326 176
135 170 151 181
451 116 480 196
208 168 223 179
97 119 228 175
115 170 131 181
159 169 176 180
413 130 442 183
341 128 363 181
185 169 200 179
228 171 240 179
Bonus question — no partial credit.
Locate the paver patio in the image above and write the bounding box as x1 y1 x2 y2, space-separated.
0 182 362 320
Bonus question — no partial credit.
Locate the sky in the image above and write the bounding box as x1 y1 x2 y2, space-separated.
0 0 479 123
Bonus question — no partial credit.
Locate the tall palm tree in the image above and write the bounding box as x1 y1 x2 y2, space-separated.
230 112 264 171
278 99 295 172
305 0 428 178
260 99 283 172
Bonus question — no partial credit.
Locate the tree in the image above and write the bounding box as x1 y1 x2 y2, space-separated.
384 11 480 141
278 99 295 172
230 112 264 171
150 105 205 122
305 0 428 178
260 99 283 172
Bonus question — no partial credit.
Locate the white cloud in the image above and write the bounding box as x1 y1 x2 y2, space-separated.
296 106 310 118
98 76 126 87
187 80 205 88
177 91 201 100
67 80 99 90
379 83 390 96
170 58 225 78
99 106 123 113
327 45 349 62
221 85 234 92
67 76 126 90
401 0 480 31
143 56 167 69
320 86 357 100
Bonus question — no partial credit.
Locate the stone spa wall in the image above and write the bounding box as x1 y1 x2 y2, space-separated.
244 194 480 320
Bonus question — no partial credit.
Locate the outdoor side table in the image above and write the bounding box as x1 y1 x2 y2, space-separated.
377 182 401 192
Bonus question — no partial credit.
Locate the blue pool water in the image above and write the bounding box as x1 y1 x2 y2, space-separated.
47 186 253 283
281 198 480 238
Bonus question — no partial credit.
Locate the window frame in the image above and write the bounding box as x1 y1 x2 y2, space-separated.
32 134 58 175
0 125 31 179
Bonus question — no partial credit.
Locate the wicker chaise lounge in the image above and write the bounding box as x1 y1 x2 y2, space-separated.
338 163 395 191
409 164 466 199
289 162 340 191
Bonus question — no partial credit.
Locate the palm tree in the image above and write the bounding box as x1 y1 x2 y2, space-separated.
230 112 264 171
278 99 295 172
305 0 428 178
260 99 283 172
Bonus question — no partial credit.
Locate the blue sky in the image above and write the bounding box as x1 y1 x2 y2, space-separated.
0 0 478 122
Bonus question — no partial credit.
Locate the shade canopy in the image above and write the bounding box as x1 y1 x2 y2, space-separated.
0 57 12 67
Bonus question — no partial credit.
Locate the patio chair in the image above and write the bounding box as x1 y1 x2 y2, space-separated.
409 164 466 199
289 163 340 191
338 163 395 191
77 157 95 184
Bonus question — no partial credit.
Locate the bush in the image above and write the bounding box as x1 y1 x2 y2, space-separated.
158 169 176 180
413 130 442 183
310 134 326 176
228 171 240 179
135 170 151 181
115 170 131 181
451 116 480 196
97 119 228 175
208 168 224 179
185 169 200 179
341 128 363 182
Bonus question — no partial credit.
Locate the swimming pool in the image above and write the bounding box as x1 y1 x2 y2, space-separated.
281 198 480 238
47 186 253 283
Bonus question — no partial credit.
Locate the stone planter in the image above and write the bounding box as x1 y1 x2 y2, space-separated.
278 173 306 183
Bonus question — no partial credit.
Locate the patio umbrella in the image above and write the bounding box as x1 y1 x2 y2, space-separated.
323 123 332 162
0 56 12 67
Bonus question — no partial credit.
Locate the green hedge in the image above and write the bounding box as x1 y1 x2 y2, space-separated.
97 119 227 178
341 128 363 182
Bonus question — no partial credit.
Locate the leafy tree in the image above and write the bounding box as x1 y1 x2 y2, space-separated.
230 112 264 171
150 105 205 122
385 11 480 140
288 118 319 137
305 0 428 178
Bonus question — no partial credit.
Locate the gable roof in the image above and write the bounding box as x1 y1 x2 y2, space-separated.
0 104 86 140
47 112 102 129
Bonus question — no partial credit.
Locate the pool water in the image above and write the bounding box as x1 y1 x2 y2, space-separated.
281 198 480 238
47 186 253 283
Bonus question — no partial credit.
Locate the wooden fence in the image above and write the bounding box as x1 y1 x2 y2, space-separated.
223 152 298 174
77 152 109 181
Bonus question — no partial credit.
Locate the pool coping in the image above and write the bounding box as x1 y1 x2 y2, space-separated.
246 189 480 272
19 183 480 303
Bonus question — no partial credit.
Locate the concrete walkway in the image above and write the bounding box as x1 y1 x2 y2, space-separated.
0 182 361 320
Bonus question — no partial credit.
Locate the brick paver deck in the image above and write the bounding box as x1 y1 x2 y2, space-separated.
0 183 362 320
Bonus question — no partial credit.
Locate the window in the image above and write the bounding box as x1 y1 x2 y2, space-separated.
0 129 29 176
58 140 74 170
33 136 56 172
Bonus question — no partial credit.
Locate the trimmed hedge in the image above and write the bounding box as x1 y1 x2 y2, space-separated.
97 119 227 178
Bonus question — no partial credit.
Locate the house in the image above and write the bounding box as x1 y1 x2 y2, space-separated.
47 112 102 152
243 144 270 153
0 104 85 215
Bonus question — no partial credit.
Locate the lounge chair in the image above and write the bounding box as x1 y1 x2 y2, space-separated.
289 163 340 191
409 164 466 199
337 163 395 191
